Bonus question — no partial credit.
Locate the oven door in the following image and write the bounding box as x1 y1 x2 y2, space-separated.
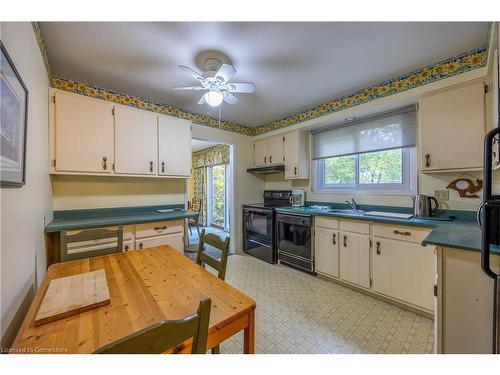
244 236 275 264
243 207 273 243
276 215 312 261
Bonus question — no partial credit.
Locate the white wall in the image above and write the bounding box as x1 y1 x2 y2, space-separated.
0 22 53 347
52 175 185 210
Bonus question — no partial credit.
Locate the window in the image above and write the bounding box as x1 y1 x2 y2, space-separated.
312 106 417 195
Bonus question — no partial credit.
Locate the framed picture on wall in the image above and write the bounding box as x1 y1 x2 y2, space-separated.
0 41 29 187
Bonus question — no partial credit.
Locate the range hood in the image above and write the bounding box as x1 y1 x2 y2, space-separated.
246 164 285 174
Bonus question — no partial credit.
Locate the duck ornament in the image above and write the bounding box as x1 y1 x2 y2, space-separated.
446 177 483 198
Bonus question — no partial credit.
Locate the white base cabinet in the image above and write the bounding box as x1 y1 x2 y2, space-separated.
313 217 435 313
315 221 339 277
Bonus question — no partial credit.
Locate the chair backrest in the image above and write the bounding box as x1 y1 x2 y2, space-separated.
94 298 211 354
196 229 230 280
60 225 123 262
189 198 202 214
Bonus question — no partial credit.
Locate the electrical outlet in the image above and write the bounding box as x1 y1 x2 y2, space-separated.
434 190 449 201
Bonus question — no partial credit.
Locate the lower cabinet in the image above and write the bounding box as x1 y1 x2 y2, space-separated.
313 217 435 312
372 237 435 310
339 231 370 288
315 226 339 277
136 232 184 253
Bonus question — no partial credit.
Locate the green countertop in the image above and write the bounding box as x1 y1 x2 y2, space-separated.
275 205 499 255
45 204 198 233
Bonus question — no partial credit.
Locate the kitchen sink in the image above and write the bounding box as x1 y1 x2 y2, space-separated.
326 209 365 216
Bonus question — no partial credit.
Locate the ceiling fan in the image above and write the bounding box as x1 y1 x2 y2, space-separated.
174 57 255 107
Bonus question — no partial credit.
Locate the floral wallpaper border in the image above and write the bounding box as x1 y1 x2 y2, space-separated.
32 22 490 137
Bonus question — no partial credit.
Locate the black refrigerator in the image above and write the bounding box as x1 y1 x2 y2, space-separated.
479 126 500 354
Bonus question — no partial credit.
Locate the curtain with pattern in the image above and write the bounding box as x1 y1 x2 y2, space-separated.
192 144 230 227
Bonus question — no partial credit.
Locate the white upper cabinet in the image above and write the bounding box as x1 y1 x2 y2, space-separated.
253 139 267 166
158 115 192 177
49 89 192 178
52 91 114 173
114 105 157 175
419 80 486 172
268 135 284 165
283 130 309 179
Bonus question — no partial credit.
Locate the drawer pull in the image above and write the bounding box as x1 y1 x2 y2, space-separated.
154 225 168 233
102 156 108 170
332 233 336 245
343 235 347 248
376 241 381 255
393 230 411 236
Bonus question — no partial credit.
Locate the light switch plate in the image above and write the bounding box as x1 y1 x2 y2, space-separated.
434 190 449 201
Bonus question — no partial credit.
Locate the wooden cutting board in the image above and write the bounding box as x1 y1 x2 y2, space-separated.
34 269 110 326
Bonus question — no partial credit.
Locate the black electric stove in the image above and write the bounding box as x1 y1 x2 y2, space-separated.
242 190 292 263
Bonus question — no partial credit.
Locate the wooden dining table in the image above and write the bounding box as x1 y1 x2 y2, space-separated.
12 246 256 354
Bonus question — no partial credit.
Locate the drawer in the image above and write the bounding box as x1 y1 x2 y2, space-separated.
136 232 184 253
135 220 184 239
315 217 339 230
372 224 431 243
339 219 370 235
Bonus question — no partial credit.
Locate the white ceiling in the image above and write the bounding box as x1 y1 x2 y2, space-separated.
191 139 219 152
40 22 489 128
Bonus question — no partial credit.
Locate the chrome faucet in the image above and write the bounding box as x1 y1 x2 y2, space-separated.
345 198 359 210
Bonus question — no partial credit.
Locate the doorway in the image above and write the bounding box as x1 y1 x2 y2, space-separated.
186 139 232 255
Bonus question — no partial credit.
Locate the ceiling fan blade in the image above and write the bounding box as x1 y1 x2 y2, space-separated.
197 94 207 105
172 85 206 90
215 64 236 83
178 65 206 83
223 91 239 105
226 82 255 93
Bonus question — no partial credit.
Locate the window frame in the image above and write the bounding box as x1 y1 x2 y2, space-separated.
313 147 417 196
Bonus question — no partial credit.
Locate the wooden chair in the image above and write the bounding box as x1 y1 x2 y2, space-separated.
188 198 202 238
60 225 123 262
94 298 211 354
196 229 230 353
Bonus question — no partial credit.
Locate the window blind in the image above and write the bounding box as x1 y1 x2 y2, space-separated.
312 105 417 160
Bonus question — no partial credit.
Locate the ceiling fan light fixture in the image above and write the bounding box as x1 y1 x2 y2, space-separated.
204 90 224 107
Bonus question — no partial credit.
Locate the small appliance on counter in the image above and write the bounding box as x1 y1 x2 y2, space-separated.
411 194 439 217
290 189 305 207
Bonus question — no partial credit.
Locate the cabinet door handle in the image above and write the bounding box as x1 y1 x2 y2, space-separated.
343 235 347 248
154 225 168 232
270 156 272 164
425 154 431 168
264 156 267 164
393 230 411 236
139 243 143 249
294 166 297 175
161 161 165 173
102 156 108 170
149 161 154 172
124 245 129 251
376 241 381 255
332 233 336 245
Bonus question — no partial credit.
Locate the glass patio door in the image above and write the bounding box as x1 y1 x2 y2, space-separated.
208 164 229 230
